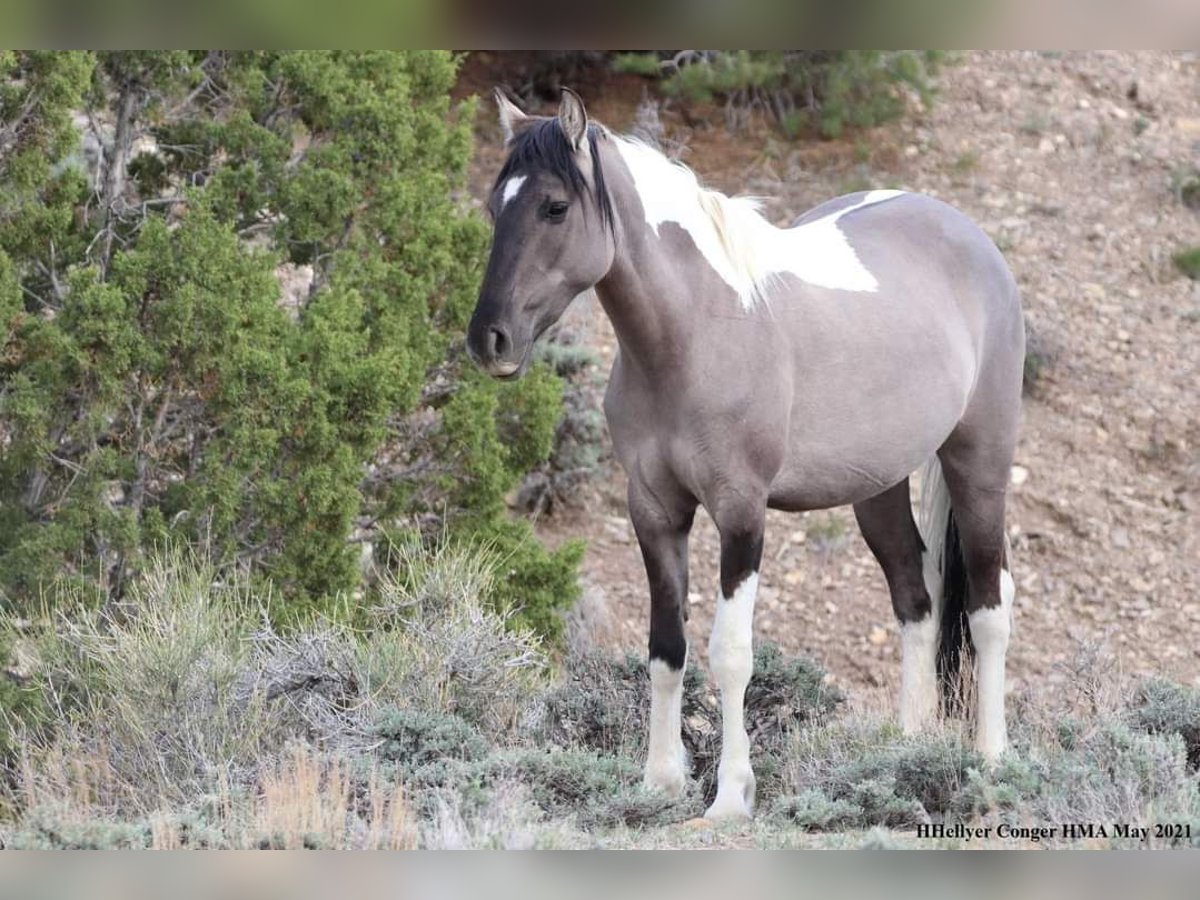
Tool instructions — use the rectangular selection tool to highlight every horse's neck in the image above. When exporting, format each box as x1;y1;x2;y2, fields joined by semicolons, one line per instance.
593;221;705;377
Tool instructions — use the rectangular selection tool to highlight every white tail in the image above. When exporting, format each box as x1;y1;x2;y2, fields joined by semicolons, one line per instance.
916;456;952;590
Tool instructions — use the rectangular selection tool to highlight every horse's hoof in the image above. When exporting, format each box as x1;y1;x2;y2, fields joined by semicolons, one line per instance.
975;739;1008;763
703;797;753;822
643;768;686;799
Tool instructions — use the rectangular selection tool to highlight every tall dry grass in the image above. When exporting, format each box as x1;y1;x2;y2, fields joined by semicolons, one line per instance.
3;547;1199;849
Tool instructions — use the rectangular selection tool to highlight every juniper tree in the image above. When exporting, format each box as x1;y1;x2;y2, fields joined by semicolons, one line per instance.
0;51;579;637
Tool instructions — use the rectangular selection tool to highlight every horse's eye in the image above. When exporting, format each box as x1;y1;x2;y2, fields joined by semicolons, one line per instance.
543;200;570;223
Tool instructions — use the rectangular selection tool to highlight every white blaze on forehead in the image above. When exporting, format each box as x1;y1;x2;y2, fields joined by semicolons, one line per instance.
499;175;527;210
613;136;905;308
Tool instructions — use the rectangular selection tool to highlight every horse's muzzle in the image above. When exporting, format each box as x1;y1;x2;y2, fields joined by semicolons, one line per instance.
466;319;526;380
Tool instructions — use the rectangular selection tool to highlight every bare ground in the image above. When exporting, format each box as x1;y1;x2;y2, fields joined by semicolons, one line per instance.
464;52;1200;702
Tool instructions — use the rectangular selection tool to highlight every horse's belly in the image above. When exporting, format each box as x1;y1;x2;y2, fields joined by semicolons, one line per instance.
768;371;969;510
766;450;928;511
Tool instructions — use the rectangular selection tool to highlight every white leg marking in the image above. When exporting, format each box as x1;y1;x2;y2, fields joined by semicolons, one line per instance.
970;569;1014;759
705;572;758;821
644;657;688;797
499;175;526;210
899;614;938;733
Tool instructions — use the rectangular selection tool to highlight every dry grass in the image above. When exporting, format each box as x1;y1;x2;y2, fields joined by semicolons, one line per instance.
4;551;1199;849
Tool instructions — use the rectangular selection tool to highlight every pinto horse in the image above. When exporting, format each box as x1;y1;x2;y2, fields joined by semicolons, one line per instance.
467;89;1023;820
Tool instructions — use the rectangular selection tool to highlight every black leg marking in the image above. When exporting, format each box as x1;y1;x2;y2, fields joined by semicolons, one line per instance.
718;528;763;599
630;484;696;672
853;479;931;624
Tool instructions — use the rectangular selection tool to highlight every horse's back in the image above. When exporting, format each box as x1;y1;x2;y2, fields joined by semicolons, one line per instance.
762;190;1023;509
792;190;1020;314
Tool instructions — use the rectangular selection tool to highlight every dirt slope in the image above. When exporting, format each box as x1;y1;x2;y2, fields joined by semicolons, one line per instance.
465;52;1200;700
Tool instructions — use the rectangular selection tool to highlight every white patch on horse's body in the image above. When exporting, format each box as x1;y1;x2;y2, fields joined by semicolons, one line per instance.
970;568;1014;759
705;571;758;820
500;175;526;210
644;658;688;796
614;136;903;309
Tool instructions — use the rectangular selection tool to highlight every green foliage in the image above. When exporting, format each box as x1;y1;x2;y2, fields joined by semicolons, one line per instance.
1022;313;1055;396
0;632;48;762
496;748;694;829
615;51;941;138
362;538;551;736
746;642;845;724
5;808;151;849
611;53;663;77
770;789;862;831
1173;246;1200;280
535;641;842;807
480;519;583;644
537;650;709;760
776;720;985;830
1128;679;1200;770
0;51;578;641
519;339;608;512
372;708;490;771
1170;167;1200;210
406;746;697;830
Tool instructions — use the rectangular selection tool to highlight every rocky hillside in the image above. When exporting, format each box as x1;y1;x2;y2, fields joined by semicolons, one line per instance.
465;51;1200;699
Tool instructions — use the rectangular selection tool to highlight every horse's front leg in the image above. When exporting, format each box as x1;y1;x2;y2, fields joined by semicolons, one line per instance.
705;497;767;821
629;478;697;798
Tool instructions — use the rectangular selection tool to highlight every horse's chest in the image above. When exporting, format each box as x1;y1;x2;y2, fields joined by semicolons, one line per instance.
605;361;790;495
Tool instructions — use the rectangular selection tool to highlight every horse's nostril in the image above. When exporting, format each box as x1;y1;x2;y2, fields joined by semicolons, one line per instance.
488;325;510;359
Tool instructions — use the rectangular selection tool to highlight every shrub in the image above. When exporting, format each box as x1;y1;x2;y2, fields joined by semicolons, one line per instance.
518;337;609;514
5;552;333;814
777;719;981;830
361;539;550;736
535;651;707;760
372;709;490;771
1128;679;1200;770
4;808;151;849
535;642;843;807
0;51;577;642
614;51;941;138
478;519;583;644
406;747;697;832
1170;167;1200;210
1032;721;1196;832
770;789;861;831
1022;313;1057;396
2;545;556;834
1173;247;1200;280
420;777;561;849
746;643;845;729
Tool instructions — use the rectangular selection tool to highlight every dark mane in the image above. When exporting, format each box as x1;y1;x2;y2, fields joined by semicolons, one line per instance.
493;118;615;233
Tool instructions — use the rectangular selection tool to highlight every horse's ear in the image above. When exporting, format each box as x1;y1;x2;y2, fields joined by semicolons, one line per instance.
558;87;588;151
494;87;527;143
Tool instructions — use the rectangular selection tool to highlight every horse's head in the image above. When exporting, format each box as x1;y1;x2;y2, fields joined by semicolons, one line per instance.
467;88;616;380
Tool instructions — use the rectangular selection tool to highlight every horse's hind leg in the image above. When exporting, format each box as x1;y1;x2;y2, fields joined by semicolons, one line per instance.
853;478;938;732
704;494;767;821
939;429;1017;759
628;477;697;798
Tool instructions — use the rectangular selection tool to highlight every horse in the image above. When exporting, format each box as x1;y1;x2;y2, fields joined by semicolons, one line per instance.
467;88;1024;821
